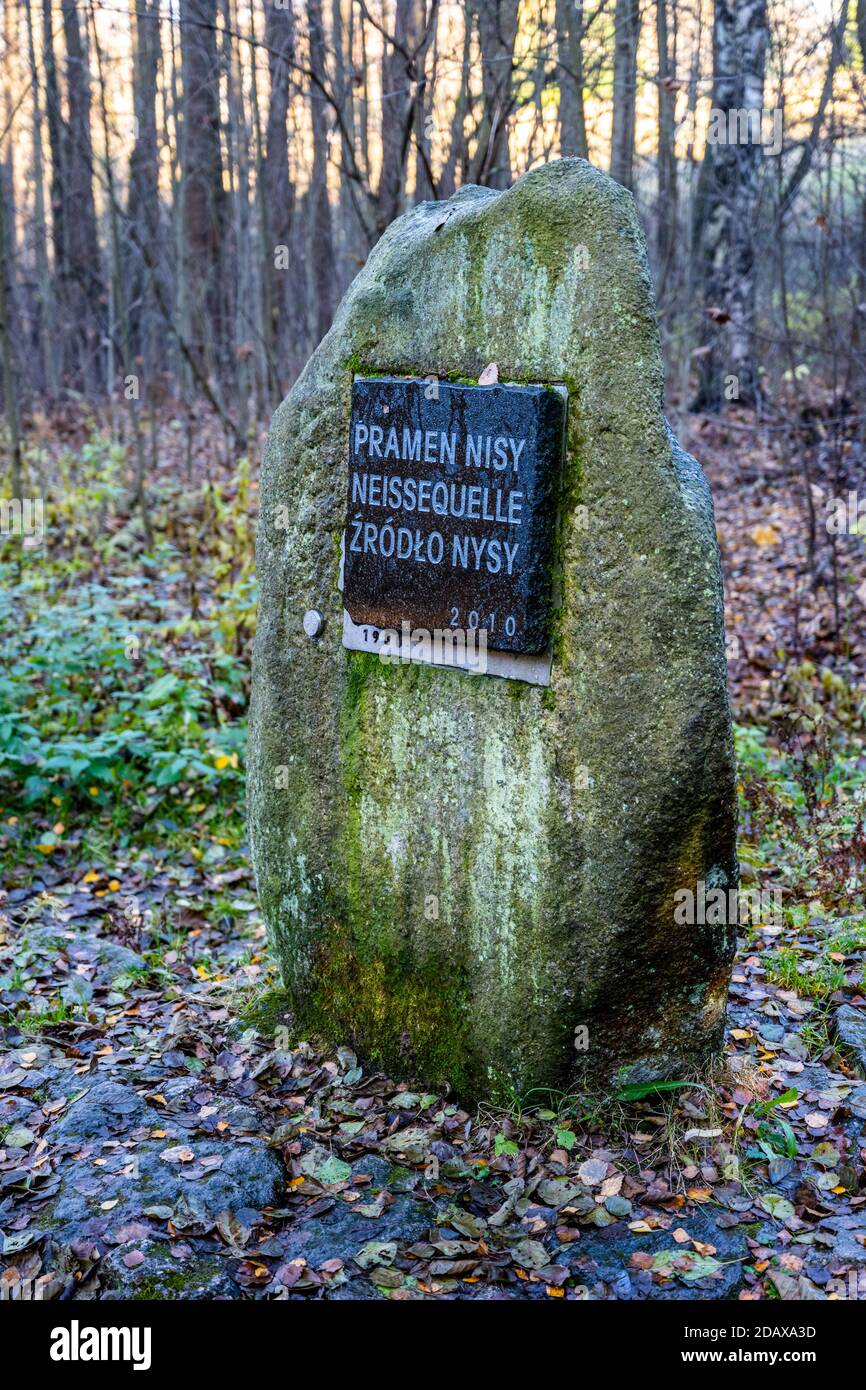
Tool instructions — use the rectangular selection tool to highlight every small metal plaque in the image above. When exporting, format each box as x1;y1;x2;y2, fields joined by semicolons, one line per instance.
342;377;565;657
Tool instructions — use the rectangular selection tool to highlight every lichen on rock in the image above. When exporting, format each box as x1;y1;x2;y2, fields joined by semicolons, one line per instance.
248;158;737;1103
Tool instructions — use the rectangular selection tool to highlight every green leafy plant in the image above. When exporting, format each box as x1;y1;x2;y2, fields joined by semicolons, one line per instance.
746;1089;799;1161
615;1079;697;1103
0;573;247;826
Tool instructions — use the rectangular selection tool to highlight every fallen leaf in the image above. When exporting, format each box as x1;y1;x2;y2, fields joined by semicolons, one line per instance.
752;525;781;547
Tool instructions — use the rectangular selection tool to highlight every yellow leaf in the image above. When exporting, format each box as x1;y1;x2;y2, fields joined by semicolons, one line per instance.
752;524;781;547
82;870;100;884
36;844;56;854
214;755;230;770
108;880;121;891
546;1286;565;1297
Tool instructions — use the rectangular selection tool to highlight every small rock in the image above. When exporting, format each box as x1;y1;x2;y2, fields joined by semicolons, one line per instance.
835;1005;866;1077
845;1084;866;1119
50;1081;150;1141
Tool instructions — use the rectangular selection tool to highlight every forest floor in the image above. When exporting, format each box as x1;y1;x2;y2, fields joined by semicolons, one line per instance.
1;401;865;1301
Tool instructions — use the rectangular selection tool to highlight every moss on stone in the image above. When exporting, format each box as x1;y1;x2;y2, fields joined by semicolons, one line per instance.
239;985;294;1037
130;1264;221;1300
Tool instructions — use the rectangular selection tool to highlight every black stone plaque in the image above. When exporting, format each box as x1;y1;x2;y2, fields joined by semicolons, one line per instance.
343;376;565;655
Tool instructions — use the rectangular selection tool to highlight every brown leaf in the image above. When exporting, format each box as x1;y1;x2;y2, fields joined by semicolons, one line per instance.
630;1251;655;1269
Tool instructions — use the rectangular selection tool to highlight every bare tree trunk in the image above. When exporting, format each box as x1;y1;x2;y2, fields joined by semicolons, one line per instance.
263;0;297;383
42;0;64;270
88;0;153;544
691;0;768;411
307;0;336;342
378;0;416;226
60;0;103;391
556;0;588;159
330;0;374;260
472;0;519;188
725;0;768;409
0;164;22;502
1;0;20;385
856;1;866;376
43;0;69;386
414;0;435;201
610;0;640;189
223;0;250;442
169;5;186;390
249;0;270;408
656;0;678;287
180;0;226;377
440;6;472;196
127;0;162;380
23;0;56;396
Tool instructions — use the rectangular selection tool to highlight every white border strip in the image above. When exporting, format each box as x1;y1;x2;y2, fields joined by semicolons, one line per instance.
340;606;552;686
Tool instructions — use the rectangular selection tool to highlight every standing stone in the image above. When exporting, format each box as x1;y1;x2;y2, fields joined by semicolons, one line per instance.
248;159;737;1102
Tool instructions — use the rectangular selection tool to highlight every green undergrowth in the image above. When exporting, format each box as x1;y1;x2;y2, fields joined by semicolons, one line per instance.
734;675;866;1013
1;429;255;867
